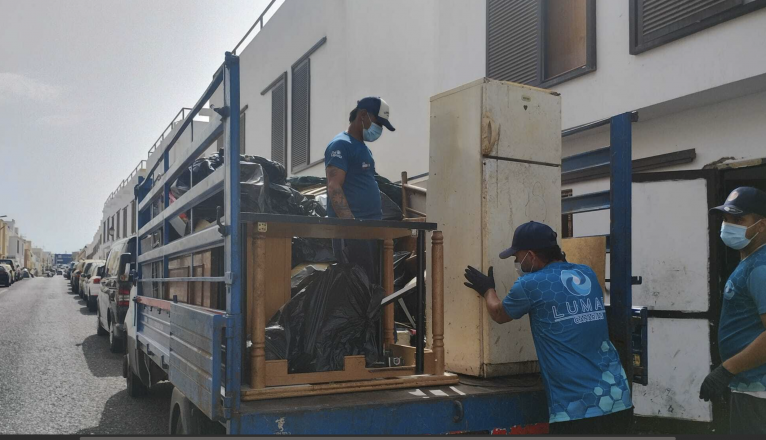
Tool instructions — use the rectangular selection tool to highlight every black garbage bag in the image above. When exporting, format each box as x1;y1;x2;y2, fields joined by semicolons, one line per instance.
291;237;336;268
381;192;403;221
243;155;287;185
290;264;327;297
286;175;327;191
172;152;225;198
375;174;403;210
240;161;269;213
393;251;411;291
268;264;384;373
264;322;287;361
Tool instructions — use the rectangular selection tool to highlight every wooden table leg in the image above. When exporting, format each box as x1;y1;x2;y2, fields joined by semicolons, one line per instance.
251;231;267;389
383;239;395;348
431;231;445;375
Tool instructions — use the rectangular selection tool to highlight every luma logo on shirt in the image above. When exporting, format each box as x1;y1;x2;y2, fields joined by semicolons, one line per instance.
331;150;343;159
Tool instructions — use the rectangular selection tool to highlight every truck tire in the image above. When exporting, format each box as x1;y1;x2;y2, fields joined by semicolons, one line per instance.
169;388;224;435
126;355;148;397
109;318;124;353
96;311;108;336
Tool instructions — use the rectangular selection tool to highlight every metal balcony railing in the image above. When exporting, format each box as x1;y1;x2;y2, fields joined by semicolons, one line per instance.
104;160;147;208
232;0;279;55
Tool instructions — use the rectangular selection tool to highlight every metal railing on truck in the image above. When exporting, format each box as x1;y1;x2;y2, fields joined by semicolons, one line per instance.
134;52;242;422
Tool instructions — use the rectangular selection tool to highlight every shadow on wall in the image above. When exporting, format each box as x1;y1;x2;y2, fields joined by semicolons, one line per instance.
73;383;174;435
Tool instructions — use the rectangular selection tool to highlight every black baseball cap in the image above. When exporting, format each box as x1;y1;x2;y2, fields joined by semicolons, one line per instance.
710;187;766;217
499;221;559;259
356;97;395;131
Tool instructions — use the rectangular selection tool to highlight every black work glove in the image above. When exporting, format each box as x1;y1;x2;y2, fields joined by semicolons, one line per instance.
699;365;735;402
463;266;495;297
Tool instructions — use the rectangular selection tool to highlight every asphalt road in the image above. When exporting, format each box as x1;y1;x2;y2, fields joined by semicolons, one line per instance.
0;276;173;435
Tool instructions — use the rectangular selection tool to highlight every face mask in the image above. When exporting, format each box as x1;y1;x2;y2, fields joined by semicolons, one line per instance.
515;253;534;277
720;219;762;250
362;113;382;142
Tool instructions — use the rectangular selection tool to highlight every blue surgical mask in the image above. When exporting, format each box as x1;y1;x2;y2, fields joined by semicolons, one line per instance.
363;113;382;142
720;220;762;250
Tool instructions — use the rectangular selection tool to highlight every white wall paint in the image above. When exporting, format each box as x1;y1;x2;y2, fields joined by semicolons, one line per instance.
566;89;766;240
634;318;712;421
236;0;488;180
554;2;766;129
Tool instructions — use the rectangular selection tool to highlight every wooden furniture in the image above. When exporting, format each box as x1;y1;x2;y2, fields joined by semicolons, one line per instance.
400;171;428;219
240;214;456;401
427;78;561;378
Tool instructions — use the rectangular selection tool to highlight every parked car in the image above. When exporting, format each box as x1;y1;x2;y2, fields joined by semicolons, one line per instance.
0;265;11;287
79;260;104;299
21;268;30;279
0;259;18;282
85;263;105;312
71;261;88;295
97;236;136;352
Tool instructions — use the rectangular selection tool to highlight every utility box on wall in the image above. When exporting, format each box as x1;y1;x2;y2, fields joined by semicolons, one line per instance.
427;78;561;377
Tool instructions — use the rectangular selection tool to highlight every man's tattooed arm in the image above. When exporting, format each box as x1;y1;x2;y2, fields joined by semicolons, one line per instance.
326;165;354;219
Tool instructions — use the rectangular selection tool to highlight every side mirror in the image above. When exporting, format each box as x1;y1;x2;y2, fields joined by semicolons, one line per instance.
117;253;132;279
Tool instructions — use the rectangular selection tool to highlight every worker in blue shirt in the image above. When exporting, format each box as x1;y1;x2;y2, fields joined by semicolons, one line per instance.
324;97;394;281
702;186;766;434
463;221;633;435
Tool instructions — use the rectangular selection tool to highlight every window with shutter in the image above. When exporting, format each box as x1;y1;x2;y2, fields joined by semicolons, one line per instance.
486;0;595;88
131;201;136;234
291;58;310;172
261;73;287;167
123;207;128;238
630;0;765;54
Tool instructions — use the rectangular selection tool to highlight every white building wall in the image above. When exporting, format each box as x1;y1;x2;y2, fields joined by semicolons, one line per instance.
237;0;489;180
554;2;766;130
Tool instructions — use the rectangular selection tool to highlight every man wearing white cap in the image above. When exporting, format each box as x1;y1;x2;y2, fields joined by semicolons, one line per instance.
324;97;395;281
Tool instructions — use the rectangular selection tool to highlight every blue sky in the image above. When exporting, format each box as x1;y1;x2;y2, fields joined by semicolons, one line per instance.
0;0;280;252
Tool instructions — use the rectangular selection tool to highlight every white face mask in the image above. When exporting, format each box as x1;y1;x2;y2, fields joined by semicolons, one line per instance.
515;252;534;277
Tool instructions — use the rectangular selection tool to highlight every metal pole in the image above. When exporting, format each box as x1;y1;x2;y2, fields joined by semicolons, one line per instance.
223;52;242;414
415;230;425;374
609;112;633;387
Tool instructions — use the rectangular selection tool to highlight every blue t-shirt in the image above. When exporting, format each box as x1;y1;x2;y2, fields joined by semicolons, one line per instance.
324;132;382;220
502;262;633;423
719;245;766;392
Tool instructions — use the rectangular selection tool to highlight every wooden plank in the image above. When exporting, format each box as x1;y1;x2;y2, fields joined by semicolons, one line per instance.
263;237;291;322
389;345;436;374
251;232;267;389
383;239;395;347
265;352;437;387
431;231;445;375
544;0;587;79
561;236;607;295
137;296;173;311
241;373;459;401
254;221;412;240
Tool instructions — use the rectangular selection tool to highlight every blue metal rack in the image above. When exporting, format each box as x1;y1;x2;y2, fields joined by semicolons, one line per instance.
560;112;641;386
133;52;241;423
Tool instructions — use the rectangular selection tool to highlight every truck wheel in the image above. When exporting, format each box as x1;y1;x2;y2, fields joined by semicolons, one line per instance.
96;311;108;336
109;320;124;353
126;356;148;397
169;388;224;435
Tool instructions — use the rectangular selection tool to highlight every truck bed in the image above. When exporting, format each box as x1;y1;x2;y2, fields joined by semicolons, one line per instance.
236;374;548;435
